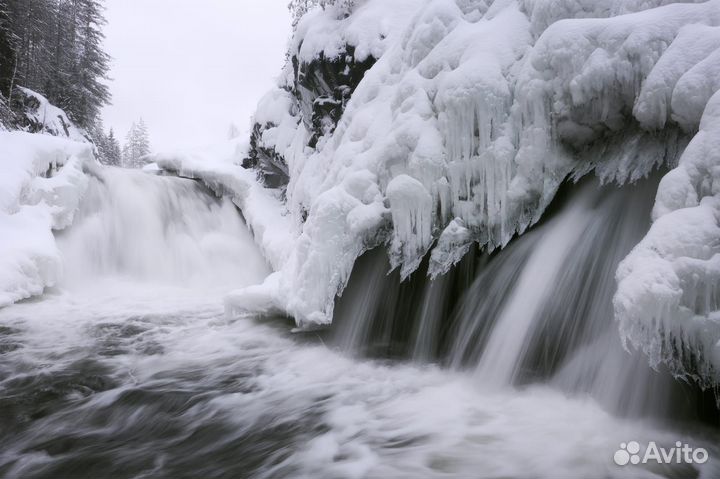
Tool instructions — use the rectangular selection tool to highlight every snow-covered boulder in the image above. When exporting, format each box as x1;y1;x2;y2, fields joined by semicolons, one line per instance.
13;87;89;142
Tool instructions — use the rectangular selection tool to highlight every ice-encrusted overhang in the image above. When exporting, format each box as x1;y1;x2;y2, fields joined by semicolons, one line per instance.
196;0;720;385
615;91;720;387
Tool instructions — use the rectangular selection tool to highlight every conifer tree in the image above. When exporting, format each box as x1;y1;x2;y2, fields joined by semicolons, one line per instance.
1;0;111;128
90;118;109;163
122;118;151;168
105;127;121;166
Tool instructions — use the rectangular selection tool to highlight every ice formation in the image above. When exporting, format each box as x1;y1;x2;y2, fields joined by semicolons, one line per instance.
615;90;720;386
152;1;720;384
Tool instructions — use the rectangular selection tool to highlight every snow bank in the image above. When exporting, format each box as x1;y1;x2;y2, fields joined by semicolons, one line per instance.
0;132;94;306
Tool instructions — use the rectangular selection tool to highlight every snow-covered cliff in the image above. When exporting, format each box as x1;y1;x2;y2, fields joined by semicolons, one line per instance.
157;0;720;385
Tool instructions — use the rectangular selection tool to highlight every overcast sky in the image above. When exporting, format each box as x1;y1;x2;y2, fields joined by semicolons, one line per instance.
101;0;291;152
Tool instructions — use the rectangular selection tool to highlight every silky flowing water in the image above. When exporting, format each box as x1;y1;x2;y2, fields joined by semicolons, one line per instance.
0;168;718;478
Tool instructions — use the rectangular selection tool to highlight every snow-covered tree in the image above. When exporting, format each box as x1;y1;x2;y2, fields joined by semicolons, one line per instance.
90;117;109;162
122;119;151;168
105;128;121;166
89;119;121;166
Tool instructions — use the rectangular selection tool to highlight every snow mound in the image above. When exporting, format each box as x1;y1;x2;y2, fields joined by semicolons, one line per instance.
0;132;94;306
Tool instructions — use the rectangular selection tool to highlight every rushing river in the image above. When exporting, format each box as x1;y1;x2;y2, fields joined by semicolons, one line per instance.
0;168;718;478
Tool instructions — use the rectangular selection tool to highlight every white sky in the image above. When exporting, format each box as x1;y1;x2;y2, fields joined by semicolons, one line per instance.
101;0;291;152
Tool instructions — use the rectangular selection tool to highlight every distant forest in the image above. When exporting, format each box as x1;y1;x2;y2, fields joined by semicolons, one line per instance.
0;0;110;129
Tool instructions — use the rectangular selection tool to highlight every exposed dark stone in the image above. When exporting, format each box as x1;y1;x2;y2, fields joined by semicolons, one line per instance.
292;45;376;148
245;44;377;190
244;121;292;190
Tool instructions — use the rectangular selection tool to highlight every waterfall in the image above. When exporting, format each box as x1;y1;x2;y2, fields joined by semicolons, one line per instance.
54;167;270;289
472;185;597;387
3;167;718;478
332;174;717;421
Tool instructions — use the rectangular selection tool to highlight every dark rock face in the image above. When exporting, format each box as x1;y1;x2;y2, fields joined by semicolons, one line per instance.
292;44;376;148
245;45;376;190
244;121;292;190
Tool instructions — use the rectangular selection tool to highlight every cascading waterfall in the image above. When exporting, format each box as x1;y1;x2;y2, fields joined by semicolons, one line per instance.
332;174;718;422
55;167;270;289
472;187;597;387
466;176;689;418
6;0;720;474
2;166;719;478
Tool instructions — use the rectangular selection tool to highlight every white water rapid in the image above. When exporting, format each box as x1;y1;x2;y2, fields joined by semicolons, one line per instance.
0;168;718;478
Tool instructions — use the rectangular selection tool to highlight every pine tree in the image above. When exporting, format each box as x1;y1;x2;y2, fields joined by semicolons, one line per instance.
0;2;18;99
122;118;151;168
90;118;109;163
70;0;111;125
105;127;121;166
122;121;136;167
135;118;150;158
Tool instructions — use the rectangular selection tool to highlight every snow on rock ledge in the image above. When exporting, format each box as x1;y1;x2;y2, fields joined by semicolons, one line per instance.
0;132;94;306
15;87;89;142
